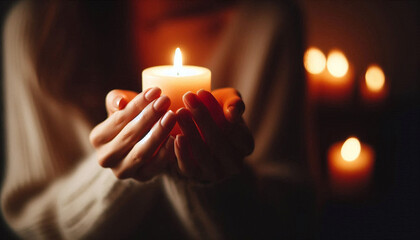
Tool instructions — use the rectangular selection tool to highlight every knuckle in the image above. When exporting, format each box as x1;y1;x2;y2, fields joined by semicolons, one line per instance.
131;152;146;166
119;129;136;144
132;95;145;110
98;156;109;168
114;169;129;180
97;154;109;168
89;129;100;147
97;148;114;168
112;111;126;128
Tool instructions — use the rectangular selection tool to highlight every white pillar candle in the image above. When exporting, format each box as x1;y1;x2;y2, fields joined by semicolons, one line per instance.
142;48;211;134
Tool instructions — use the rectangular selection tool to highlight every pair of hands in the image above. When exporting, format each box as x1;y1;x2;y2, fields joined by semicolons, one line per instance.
89;88;254;183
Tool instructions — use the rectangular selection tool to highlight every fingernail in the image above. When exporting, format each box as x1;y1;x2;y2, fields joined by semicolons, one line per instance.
145;87;161;101
183;92;200;109
153;95;170;112
115;96;127;110
227;105;236;115
197;89;207;95
161;110;176;128
228;101;245;116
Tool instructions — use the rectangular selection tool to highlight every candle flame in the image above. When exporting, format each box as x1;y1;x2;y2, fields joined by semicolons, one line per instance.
174;48;182;75
304;47;326;74
365;65;385;92
341;137;361;162
327;50;349;78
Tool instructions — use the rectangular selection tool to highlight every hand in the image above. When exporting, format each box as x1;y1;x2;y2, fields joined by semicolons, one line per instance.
211;88;245;124
89;88;177;181
174;89;254;183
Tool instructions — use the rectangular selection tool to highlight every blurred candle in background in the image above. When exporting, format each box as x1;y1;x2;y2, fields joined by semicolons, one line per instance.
305;47;326;100
305;48;354;104
360;64;388;104
322;50;354;103
326;50;348;78
304;47;326;75
328;137;375;197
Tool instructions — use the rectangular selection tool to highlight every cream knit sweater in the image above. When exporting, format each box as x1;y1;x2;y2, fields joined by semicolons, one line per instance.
1;1;306;239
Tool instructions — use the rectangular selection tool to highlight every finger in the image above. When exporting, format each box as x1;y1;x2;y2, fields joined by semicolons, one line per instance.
135;136;175;181
90;87;161;147
211;88;245;123
177;108;219;180
162;136;176;164
174;134;198;178
196;89;227;129
183;92;240;176
176;108;202;142
112;110;176;179
98;96;171;168
198;90;252;156
106;89;138;116
224;96;245;123
183;92;220;141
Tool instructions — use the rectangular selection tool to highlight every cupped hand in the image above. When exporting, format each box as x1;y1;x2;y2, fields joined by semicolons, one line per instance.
89;88;177;181
174;89;254;183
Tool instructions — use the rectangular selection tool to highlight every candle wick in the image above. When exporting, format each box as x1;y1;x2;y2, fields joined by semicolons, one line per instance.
177;71;179;76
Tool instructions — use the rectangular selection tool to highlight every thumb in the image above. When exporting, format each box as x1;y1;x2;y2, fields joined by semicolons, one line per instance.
212;88;245;123
106;89;138;116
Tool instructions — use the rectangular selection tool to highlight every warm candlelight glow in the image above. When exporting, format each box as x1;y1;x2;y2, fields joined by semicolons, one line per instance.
142;48;211;135
304;47;326;74
327;50;349;78
341;137;361;162
365;65;385;92
329;137;375;197
174;48;183;75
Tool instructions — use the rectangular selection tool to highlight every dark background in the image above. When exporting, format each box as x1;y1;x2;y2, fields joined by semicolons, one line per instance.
1;0;418;239
303;1;419;239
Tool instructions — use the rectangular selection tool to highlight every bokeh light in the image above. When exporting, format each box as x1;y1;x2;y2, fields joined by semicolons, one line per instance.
327;50;349;78
304;47;326;74
341;137;361;162
365;65;385;92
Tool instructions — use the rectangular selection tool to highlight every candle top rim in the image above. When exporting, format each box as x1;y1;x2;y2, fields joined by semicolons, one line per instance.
143;65;210;69
142;65;211;78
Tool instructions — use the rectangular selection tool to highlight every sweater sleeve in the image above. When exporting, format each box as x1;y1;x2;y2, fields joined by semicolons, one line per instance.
1;2;161;239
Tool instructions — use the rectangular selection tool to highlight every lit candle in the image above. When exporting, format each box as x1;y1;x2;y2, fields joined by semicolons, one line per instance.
360;64;388;104
142;48;211;135
328;137;375;196
305;48;354;104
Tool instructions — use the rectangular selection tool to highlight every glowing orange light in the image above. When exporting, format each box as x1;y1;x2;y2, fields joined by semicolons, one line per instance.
327;50;349;78
365;65;385;92
304;47;326;74
341;137;361;162
174;48;183;74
